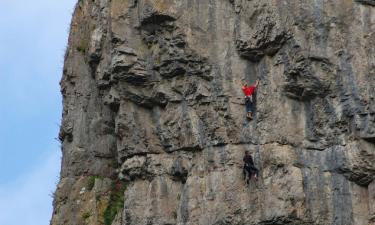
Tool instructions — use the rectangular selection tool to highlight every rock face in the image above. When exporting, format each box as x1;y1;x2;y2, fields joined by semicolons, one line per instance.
51;1;375;225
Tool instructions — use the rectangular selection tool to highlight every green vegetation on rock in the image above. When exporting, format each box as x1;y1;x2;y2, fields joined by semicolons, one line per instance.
76;39;89;54
86;175;103;191
103;180;127;225
82;211;91;220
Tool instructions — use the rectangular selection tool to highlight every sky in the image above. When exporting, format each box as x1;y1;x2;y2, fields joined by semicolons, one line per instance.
0;0;77;224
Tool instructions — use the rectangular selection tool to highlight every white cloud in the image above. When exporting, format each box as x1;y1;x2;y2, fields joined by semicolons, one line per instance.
0;150;61;225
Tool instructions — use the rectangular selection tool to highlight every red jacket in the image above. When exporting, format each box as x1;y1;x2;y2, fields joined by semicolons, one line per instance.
242;85;256;96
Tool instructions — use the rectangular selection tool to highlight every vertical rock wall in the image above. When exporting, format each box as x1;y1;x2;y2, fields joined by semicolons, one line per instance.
51;0;375;225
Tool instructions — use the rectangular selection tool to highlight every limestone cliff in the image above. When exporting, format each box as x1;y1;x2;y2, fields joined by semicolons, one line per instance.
51;0;375;225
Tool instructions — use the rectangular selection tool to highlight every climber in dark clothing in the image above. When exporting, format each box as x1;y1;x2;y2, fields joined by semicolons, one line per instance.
243;150;259;184
242;79;260;120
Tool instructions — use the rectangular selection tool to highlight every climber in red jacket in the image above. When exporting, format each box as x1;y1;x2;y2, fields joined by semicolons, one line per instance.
242;79;260;120
243;150;259;184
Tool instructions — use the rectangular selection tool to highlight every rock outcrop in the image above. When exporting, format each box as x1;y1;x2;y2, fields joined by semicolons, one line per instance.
51;1;375;225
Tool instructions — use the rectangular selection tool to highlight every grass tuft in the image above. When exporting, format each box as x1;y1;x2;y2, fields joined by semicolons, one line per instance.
76;39;89;54
82;211;91;220
86;175;103;191
103;180;127;225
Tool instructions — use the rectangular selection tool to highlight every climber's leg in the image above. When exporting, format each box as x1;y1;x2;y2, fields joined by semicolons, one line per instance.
244;165;252;184
243;166;247;180
249;165;259;180
247;112;253;119
245;97;253;119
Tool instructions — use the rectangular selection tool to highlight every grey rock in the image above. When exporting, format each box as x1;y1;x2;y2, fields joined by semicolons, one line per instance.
234;2;288;62
356;0;375;6
353;112;375;143
283;55;332;101
110;49;150;85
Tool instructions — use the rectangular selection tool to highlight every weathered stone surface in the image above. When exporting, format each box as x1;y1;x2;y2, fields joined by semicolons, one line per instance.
109;48;150;85
233;0;289;62
356;0;375;6
282;54;333;101
369;181;375;223
52;1;375;225
353;112;375;142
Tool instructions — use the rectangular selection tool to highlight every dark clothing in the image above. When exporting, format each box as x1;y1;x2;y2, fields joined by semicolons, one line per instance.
244;164;259;177
243;155;254;166
245;97;254;113
243;154;259;179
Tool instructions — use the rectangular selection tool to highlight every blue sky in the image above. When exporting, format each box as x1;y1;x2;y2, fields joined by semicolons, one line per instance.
0;1;76;224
